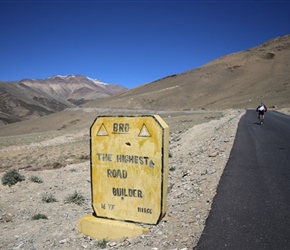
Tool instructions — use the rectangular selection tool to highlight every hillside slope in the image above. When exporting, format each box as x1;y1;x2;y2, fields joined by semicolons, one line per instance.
85;34;290;110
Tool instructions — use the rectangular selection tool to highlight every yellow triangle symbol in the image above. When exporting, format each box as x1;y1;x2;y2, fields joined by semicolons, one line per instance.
97;124;108;136
139;124;151;137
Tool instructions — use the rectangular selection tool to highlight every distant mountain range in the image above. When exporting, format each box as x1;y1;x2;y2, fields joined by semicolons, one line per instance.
1;34;290;126
0;74;127;125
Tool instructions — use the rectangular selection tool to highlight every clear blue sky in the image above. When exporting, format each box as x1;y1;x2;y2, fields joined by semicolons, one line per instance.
1;0;289;88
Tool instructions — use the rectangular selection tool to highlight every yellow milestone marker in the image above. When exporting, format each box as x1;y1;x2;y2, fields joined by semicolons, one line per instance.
78;115;169;240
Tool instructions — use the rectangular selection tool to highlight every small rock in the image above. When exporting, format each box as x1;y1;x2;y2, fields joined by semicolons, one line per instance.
108;242;117;247
59;239;67;244
209;151;219;157
206;168;216;175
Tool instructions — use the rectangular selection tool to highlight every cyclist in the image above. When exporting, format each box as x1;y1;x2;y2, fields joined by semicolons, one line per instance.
256;102;267;122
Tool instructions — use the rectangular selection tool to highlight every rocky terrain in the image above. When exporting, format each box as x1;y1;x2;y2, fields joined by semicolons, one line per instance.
1;107;290;249
0;109;243;250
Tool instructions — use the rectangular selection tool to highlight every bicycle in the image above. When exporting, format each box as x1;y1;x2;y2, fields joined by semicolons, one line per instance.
258;113;264;125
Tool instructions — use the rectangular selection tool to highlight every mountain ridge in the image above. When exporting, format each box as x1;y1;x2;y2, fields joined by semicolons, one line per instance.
84;34;290;110
0;74;127;125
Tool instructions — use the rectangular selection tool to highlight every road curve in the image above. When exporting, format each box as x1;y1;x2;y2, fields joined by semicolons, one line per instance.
194;110;290;250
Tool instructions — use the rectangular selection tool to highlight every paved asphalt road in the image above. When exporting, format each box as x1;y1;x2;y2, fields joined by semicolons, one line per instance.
194;110;290;250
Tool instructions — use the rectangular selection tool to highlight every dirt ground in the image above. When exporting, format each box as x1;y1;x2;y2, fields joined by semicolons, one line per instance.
0;108;289;249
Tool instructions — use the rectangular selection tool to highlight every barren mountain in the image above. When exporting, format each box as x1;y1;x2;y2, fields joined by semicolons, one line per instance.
84;34;290;110
1;35;289;126
0;74;127;125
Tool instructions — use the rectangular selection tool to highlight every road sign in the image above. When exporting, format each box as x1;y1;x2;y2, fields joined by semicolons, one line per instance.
90;115;169;225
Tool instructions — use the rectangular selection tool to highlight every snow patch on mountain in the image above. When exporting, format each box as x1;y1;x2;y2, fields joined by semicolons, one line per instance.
50;75;69;78
86;77;108;85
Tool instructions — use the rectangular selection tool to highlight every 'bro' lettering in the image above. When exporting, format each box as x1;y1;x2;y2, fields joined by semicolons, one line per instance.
113;123;129;133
